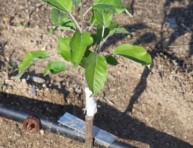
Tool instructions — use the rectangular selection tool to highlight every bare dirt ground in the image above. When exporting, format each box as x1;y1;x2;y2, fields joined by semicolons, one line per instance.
0;0;193;148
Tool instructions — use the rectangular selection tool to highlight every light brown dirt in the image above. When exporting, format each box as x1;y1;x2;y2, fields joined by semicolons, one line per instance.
0;0;193;148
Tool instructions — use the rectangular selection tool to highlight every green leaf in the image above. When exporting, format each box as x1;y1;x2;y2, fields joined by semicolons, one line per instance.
79;49;93;68
50;8;76;31
44;61;67;75
51;8;67;25
109;27;129;36
113;44;152;65
18;50;49;72
114;27;129;34
85;53;107;94
105;55;118;66
57;37;71;61
92;9;113;27
70;32;93;65
106;22;129;36
93;0;125;13
43;0;73;13
51;26;76;33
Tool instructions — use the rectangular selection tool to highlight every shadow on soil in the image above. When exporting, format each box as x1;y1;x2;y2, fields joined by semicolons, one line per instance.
0;42;7;69
105;1;193;147
108;2;193;144
163;0;193;56
0;93;192;148
122;0;193;113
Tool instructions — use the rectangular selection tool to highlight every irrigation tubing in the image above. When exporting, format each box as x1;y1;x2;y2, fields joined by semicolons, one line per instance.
0;103;133;148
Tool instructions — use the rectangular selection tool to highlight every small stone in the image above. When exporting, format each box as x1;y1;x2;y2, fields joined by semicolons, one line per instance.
40;129;44;135
42;84;46;88
126;111;132;116
21;78;26;83
74;87;82;94
27;75;45;84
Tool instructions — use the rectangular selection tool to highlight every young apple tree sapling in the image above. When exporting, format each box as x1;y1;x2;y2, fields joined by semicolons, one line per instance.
18;0;152;147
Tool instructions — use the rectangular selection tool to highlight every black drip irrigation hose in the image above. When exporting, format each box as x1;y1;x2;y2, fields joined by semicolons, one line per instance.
0;103;133;148
0;103;84;140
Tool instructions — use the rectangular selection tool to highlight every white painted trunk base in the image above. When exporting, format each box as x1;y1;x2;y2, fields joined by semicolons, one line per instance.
84;87;97;117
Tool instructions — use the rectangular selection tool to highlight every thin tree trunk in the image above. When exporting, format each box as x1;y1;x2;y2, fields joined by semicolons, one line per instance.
84;87;97;148
84;116;94;148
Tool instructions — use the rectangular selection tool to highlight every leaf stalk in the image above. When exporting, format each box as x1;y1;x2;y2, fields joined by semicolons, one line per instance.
69;13;82;33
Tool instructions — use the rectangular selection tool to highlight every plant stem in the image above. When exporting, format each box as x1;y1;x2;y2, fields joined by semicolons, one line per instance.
83;7;92;17
97;27;113;53
89;23;94;31
69;13;82;33
101;25;105;40
124;9;133;18
80;0;84;32
96;25;105;53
